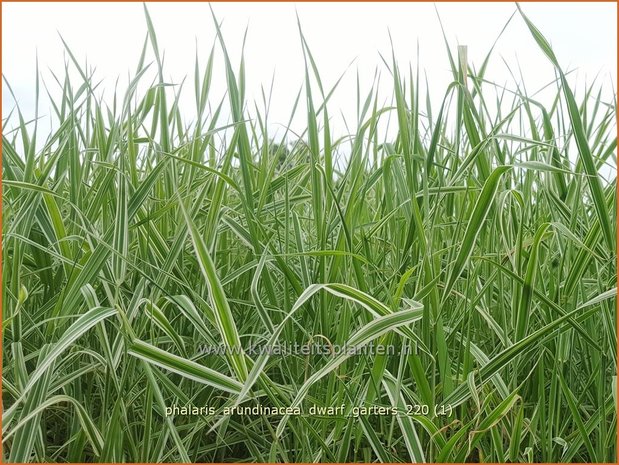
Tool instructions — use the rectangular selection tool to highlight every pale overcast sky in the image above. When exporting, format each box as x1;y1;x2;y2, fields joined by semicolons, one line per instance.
2;2;617;140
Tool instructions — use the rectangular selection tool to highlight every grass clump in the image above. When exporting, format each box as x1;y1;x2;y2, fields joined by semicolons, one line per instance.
2;5;616;463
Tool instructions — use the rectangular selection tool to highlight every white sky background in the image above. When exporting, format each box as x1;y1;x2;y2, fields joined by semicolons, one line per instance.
2;2;617;162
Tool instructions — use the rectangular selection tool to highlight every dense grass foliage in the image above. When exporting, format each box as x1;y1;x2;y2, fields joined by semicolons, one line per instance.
2;6;617;463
